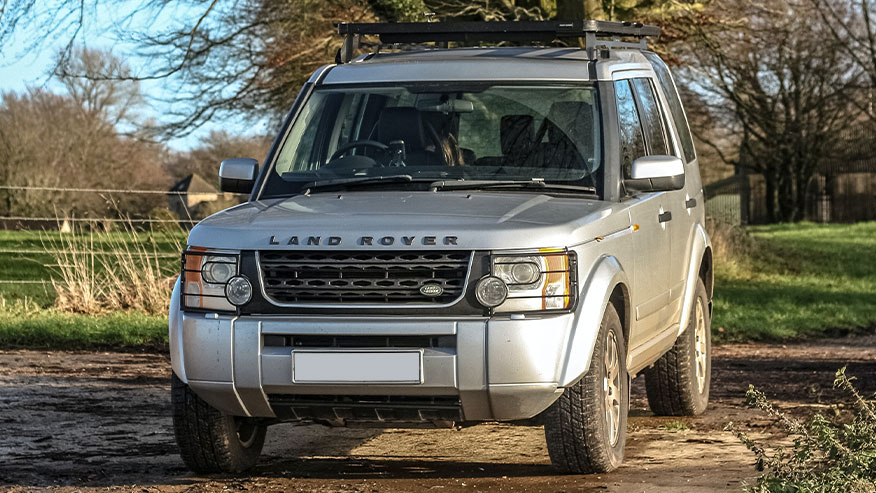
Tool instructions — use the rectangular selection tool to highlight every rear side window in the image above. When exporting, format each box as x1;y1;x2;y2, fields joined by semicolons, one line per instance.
614;80;646;178
631;78;669;156
644;52;696;163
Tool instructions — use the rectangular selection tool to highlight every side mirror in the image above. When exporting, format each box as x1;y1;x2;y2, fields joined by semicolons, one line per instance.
219;158;259;194
626;155;685;192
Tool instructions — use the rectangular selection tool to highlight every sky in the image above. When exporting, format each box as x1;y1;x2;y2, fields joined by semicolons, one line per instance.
0;1;266;151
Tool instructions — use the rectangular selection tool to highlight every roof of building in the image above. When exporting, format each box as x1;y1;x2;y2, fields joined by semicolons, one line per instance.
169;174;218;194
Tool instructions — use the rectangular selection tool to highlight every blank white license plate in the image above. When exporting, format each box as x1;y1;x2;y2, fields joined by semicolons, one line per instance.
292;350;423;384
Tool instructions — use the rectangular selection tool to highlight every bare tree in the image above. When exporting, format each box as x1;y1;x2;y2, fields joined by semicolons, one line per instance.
809;0;876;120
168;130;272;187
679;0;864;222
0;48;168;219
1;0;695;141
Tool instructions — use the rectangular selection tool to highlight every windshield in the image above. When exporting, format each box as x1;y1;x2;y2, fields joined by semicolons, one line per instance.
260;84;602;198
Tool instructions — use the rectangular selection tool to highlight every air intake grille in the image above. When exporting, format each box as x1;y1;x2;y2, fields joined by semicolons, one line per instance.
258;251;471;305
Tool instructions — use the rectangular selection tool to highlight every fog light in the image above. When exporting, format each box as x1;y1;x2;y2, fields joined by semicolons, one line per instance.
476;276;508;308
225;275;252;306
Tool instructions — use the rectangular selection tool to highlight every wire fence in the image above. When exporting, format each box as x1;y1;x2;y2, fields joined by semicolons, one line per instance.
0;185;193;290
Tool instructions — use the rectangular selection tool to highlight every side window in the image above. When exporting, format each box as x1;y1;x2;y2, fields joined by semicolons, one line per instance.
645;52;696;163
614;80;647;178
631;78;669;156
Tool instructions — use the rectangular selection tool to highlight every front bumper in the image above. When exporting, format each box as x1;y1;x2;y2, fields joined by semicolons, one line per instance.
175;310;575;422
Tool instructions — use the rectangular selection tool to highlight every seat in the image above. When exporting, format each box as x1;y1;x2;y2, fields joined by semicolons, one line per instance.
528;101;594;170
475;114;535;167
377;107;445;166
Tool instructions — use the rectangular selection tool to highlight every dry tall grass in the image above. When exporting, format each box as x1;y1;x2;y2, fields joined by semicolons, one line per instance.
44;220;182;315
705;217;759;275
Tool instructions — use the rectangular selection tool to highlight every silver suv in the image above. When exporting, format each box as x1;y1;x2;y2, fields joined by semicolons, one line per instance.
169;20;713;475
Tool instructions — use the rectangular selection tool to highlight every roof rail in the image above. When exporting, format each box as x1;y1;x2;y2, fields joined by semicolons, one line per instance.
335;20;660;63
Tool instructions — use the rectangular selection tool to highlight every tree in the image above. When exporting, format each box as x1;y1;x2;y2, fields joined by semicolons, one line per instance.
168;131;272;187
0;0;690;141
809;0;876;122
678;0;864;222
0;49;168;219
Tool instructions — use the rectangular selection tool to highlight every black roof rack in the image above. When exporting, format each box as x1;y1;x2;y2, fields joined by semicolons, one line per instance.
335;20;660;63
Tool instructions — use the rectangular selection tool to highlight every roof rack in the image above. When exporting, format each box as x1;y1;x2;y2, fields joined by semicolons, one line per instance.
335;20;660;63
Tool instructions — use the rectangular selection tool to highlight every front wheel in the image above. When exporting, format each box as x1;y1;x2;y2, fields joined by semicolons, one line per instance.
171;373;267;474
543;302;628;474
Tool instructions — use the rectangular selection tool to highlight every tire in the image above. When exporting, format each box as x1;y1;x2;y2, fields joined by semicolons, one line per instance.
644;277;711;416
544;302;628;474
171;372;267;474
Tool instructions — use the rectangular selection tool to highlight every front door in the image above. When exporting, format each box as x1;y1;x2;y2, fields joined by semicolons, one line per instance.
613;78;673;349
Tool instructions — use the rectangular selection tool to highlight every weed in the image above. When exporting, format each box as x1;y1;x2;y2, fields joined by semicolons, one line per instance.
728;368;876;492
663;420;691;432
43;219;181;315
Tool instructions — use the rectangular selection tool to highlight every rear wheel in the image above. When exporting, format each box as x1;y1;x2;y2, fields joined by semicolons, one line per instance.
171;373;267;473
644;278;711;416
543;302;628;473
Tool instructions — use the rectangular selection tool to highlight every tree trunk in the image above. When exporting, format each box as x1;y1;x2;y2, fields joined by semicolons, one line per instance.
777;158;796;222
764;171;778;224
555;0;605;20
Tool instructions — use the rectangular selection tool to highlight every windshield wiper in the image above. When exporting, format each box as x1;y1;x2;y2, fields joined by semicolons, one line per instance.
431;179;598;195
303;174;421;193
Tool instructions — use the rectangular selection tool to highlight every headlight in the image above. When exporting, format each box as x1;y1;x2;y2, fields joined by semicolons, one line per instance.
182;248;242;311
201;256;236;284
477;250;576;313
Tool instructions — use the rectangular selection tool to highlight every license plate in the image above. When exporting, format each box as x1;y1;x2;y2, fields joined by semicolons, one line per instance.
292;350;423;384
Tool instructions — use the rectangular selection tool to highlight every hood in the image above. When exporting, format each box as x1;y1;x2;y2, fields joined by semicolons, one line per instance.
187;191;630;251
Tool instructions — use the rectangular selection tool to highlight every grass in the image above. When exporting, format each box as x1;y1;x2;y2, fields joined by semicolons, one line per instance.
0;299;167;349
0;229;184;307
713;222;876;342
1;222;875;349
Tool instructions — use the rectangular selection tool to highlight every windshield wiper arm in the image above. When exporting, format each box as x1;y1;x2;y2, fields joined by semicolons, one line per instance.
303;174;417;192
432;179;598;195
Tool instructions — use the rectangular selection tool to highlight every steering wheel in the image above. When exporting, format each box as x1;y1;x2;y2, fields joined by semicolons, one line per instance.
329;140;389;162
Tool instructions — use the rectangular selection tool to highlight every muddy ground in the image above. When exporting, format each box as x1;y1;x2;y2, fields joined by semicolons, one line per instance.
1;335;875;492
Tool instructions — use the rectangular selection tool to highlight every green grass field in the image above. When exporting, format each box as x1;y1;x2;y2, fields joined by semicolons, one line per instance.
713;221;876;342
0;223;874;348
0;230;184;307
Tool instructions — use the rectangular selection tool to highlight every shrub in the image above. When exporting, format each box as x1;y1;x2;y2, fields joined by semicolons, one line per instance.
728;368;876;492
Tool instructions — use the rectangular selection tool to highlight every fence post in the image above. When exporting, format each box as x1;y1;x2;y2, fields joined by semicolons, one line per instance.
736;166;750;225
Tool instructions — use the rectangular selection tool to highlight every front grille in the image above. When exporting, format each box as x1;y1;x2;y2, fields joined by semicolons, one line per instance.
268;394;462;423
258;251;471;305
262;334;456;349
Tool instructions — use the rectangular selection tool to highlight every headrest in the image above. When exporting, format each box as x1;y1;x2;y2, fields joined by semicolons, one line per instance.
500;115;534;156
546;102;593;145
378;107;427;150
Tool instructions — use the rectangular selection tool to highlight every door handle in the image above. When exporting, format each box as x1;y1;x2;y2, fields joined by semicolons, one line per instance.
658;211;672;223
685;198;697;209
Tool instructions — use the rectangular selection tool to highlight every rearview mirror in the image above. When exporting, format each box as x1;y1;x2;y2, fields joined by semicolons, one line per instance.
219;158;259;194
626;155;685;192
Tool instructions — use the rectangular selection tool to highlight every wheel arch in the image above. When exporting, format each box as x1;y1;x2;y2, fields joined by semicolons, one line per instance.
609;282;631;350
678;223;713;336
169;276;187;383
558;255;631;388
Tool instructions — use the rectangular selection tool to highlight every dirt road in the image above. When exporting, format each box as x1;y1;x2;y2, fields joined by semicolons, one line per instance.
1;335;875;492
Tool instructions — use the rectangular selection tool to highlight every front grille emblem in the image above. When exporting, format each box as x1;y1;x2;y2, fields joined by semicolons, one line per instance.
419;283;444;297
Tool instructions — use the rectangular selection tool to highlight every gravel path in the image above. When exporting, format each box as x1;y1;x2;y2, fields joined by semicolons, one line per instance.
1;335;874;492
